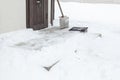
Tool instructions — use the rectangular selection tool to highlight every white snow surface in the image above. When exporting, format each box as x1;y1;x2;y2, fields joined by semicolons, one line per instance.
0;2;120;80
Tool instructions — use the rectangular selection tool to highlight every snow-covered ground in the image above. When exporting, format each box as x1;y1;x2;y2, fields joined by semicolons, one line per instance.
0;2;120;80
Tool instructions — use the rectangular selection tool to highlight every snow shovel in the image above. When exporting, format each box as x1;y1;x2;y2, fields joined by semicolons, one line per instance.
57;0;69;29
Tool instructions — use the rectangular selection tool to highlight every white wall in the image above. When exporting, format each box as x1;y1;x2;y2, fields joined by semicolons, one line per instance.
60;0;120;4
0;0;26;33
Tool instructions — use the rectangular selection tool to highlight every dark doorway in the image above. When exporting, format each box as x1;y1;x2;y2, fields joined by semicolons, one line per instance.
26;0;48;30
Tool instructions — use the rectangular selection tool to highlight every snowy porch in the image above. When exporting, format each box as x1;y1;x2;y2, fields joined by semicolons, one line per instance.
0;2;120;80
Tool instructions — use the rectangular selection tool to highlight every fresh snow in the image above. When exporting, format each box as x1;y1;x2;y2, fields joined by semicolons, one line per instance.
0;2;120;80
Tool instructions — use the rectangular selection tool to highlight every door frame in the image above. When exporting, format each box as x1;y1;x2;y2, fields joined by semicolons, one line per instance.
51;0;55;25
26;0;55;29
26;0;30;28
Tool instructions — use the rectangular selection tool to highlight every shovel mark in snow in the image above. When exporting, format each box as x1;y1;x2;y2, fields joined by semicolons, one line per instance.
74;50;81;60
43;60;60;71
15;42;27;46
93;33;102;38
97;33;102;38
74;50;78;53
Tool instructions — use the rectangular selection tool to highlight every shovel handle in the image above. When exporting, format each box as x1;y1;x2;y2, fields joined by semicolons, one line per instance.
57;0;64;17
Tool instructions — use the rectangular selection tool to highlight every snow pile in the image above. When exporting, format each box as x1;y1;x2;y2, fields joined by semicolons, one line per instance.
0;2;120;80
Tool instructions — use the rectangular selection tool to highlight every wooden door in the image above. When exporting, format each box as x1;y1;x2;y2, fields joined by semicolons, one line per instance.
26;0;48;30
